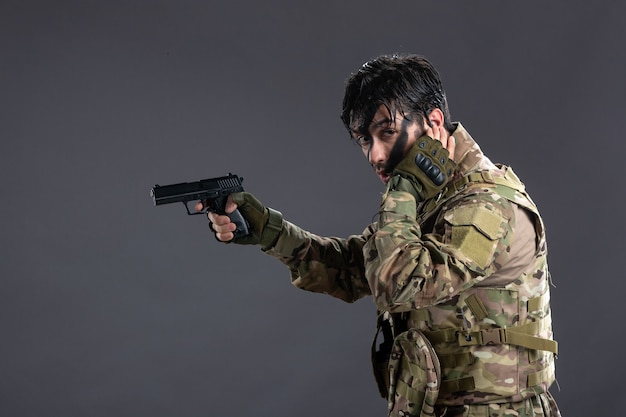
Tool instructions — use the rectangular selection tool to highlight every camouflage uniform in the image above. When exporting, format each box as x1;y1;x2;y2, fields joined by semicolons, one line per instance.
264;124;560;417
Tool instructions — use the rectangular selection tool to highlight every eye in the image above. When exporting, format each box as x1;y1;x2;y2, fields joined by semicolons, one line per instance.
382;129;396;137
353;136;371;148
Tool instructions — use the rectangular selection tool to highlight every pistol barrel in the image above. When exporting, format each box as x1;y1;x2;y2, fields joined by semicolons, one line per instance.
150;174;244;206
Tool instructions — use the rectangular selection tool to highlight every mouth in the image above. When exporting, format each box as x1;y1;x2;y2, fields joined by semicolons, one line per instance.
377;171;391;184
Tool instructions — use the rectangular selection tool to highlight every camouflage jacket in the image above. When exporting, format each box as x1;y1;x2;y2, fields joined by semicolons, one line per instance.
264;123;557;408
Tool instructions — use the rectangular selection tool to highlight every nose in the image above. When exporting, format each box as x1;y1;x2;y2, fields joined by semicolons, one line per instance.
367;138;387;167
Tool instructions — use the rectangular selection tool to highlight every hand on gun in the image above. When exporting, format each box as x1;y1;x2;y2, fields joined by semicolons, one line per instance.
151;173;283;248
195;197;238;242
198;192;283;248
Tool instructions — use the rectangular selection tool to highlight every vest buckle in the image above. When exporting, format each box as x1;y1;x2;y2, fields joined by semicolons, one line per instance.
457;328;506;347
480;328;504;345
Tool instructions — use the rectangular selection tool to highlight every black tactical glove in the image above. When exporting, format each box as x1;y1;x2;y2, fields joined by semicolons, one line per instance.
225;192;283;249
387;135;456;201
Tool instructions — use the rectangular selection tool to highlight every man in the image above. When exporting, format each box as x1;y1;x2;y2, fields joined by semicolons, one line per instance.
200;54;560;417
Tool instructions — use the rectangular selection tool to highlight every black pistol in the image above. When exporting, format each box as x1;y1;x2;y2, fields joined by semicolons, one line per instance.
150;173;250;238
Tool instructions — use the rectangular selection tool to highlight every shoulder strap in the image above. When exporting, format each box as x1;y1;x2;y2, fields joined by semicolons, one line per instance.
418;166;538;225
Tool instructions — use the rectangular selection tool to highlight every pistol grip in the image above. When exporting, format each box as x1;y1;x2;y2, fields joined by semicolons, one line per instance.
229;209;250;238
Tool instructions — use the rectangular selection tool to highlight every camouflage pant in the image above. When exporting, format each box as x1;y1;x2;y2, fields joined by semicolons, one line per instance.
434;393;561;417
386;329;561;417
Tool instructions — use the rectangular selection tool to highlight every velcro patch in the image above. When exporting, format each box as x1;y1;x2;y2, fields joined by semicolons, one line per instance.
446;205;506;268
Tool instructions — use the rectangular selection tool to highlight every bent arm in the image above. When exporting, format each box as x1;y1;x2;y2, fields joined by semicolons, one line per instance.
365;189;516;312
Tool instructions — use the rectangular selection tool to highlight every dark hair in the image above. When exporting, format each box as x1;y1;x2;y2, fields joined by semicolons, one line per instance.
341;54;454;135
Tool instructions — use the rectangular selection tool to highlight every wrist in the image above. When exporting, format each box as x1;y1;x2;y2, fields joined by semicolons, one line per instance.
386;175;425;203
379;189;418;224
259;207;283;250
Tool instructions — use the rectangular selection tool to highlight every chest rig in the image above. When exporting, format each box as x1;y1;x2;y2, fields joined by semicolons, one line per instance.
372;166;558;407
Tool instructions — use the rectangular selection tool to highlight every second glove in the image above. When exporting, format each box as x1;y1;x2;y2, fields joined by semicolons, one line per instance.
387;135;456;201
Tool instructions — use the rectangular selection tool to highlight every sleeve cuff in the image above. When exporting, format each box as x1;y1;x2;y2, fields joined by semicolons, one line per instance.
260;207;284;250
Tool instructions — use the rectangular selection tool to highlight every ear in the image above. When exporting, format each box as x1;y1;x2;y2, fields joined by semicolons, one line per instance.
427;108;445;128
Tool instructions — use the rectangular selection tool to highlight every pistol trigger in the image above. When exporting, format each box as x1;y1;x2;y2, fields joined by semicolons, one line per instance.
183;201;204;216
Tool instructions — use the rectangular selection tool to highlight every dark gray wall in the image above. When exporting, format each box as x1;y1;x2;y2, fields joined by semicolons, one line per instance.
2;1;624;416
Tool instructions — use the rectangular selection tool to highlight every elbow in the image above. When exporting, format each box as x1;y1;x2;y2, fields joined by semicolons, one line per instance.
372;285;417;313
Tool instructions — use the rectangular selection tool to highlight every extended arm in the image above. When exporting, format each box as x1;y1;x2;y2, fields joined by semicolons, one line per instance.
265;220;373;303
201;192;372;303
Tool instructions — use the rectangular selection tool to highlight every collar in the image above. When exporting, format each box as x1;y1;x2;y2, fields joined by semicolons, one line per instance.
450;122;498;176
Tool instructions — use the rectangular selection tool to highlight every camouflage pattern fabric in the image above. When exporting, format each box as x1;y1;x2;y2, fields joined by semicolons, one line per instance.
265;222;373;302
387;329;441;417
263;123;559;416
437;391;560;417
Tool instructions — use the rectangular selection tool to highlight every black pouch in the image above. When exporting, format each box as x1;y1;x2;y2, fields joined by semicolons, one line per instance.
371;313;395;398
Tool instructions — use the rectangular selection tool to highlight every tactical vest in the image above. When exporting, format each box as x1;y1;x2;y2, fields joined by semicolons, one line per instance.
374;166;558;409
